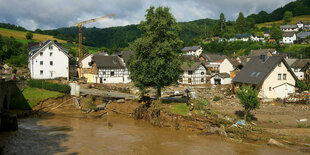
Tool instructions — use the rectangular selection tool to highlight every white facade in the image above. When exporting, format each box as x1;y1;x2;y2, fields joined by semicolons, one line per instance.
219;59;234;74
97;67;127;83
281;27;299;32
283;33;296;44
179;64;207;85
29;41;69;79
259;61;296;99
251;36;264;42
184;47;203;56
81;54;93;69
292;68;304;80
210;74;232;85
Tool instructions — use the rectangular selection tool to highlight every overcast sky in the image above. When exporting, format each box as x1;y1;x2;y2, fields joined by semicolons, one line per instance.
0;0;294;30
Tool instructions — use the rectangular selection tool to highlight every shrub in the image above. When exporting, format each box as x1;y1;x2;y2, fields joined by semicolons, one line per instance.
194;99;210;110
28;79;70;94
296;80;310;91
213;96;221;101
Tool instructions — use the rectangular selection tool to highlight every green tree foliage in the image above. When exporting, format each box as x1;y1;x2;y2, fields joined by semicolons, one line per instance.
26;32;33;40
270;24;283;42
219;13;226;33
129;6;183;98
0;35;27;66
0;23;27;31
283;11;293;24
28;79;71;94
296;80;310;91
235;12;247;33
236;85;259;122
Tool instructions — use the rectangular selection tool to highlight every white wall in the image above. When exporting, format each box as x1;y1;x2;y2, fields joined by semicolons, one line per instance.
30;42;69;79
179;64;207;85
219;59;234;74
283;34;296;44
292;68;304;80
281;28;298;32
184;47;202;56
260;61;296;99
81;54;93;68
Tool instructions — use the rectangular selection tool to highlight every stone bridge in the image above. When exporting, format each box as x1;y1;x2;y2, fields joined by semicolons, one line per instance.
0;81;24;131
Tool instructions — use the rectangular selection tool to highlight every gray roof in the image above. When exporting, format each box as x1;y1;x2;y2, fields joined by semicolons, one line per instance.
297;32;310;39
235;34;252;38
182;55;200;62
182;45;201;52
283;32;296;37
200;53;227;62
181;62;204;71
119;51;135;64
285;59;297;66
28;40;68;57
291;59;310;68
93;55;125;68
211;73;230;78
232;56;297;85
280;25;297;29
248;49;276;57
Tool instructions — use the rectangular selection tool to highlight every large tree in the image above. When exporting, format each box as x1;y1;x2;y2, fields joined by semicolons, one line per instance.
219;13;226;33
129;6;183;98
283;11;293;24
270;24;283;42
235;12;247;33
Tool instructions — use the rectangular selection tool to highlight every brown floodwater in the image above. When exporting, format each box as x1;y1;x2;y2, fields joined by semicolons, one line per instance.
0;112;306;155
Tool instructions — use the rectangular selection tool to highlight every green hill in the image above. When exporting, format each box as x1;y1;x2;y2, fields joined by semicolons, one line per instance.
256;15;310;28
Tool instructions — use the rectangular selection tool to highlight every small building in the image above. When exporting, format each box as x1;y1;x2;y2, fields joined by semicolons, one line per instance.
179;62;207;85
264;30;271;38
282;32;296;44
280;25;298;32
296;21;310;30
210;73;231;85
217;58;242;75
199;53;227;62
297;32;310;44
291;59;310;80
233;56;298;99
28;40;69;79
182;45;203;56
246;49;276;62
234;34;253;41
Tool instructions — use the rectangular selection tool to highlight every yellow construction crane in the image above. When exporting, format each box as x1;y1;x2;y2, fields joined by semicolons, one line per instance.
75;14;115;77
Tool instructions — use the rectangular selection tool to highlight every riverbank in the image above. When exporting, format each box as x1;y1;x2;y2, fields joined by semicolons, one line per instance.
28;94;310;154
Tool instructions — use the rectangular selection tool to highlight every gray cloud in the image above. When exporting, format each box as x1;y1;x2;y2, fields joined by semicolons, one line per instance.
0;0;294;30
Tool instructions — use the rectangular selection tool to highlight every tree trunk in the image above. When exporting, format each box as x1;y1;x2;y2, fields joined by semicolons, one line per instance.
156;88;161;99
244;108;247;122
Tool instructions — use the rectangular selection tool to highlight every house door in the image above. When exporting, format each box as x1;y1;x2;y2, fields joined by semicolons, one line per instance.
50;71;53;78
215;79;221;85
100;77;103;83
188;78;192;84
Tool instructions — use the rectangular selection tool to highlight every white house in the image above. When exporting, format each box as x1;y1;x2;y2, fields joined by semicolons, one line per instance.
182;45;202;56
28;40;69;79
81;54;93;69
280;25;298;32
291;59;310;80
233;56;298;99
283;32;296;44
179;62;207;85
234;34;253;42
296;21;310;30
217;58;242;75
210;73;231;85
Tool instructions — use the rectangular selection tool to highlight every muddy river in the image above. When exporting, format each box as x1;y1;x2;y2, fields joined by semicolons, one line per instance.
0;112;305;155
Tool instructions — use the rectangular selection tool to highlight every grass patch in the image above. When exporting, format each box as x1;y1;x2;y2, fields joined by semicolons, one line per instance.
213;96;221;102
297;124;310;128
0;28;66;43
22;87;64;107
256;15;310;29
171;103;189;115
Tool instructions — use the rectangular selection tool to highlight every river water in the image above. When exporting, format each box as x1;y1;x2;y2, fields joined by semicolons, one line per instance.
0;112;305;155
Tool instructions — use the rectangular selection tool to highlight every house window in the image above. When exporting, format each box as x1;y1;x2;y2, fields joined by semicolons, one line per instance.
278;63;281;67
188;71;193;75
278;74;282;80
111;72;115;76
179;78;183;83
102;72;106;75
269;87;272;91
50;52;53;56
201;78;204;82
294;68;298;72
40;70;43;75
201;72;204;75
40;61;43;65
188;78;192;83
40;52;43;56
49;45;53;50
50;61;53;66
283;73;287;80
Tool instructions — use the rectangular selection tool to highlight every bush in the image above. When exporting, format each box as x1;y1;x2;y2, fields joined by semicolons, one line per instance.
28;79;70;94
296;80;310;91
194;99;210;110
213;96;221;101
